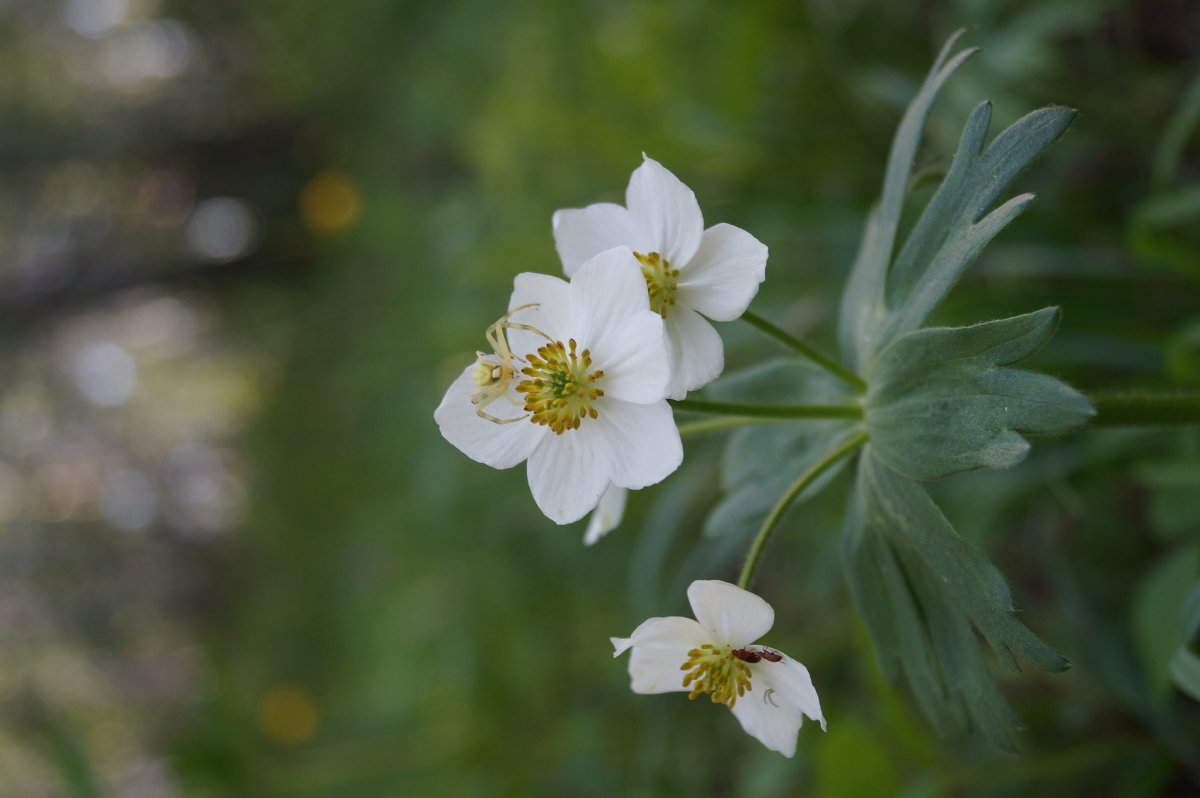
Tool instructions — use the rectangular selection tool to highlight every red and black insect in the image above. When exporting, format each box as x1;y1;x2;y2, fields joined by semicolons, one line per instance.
732;647;783;663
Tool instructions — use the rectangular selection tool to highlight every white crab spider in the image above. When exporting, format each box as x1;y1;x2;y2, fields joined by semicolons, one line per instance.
470;303;550;424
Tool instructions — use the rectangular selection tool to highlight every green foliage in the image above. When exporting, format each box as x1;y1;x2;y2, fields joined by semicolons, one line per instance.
867;308;1093;480
839;31;1075;373
57;3;1191;795
838;29;980;375
1170;581;1200;704
842;452;1068;752
828;30;1090;751
1134;545;1200;698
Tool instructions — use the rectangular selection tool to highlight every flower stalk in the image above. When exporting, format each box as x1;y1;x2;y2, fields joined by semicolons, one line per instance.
676;417;779;437
738;431;868;590
741;310;868;392
670;398;863;420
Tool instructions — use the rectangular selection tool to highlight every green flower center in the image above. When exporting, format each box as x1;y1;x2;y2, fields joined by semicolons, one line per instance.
516;339;605;434
636;251;680;318
680;644;753;708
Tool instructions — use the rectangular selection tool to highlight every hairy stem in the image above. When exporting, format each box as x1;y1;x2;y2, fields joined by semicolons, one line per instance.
737;431;868;590
670;398;863;420
677;417;779;437
741;310;868;392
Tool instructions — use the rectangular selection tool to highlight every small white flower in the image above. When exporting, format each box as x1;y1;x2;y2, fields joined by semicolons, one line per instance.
553;155;768;399
583;484;627;546
435;247;683;524
611;579;825;757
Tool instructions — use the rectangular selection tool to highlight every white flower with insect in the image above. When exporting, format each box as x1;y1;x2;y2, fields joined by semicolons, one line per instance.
434;246;683;525
611;579;825;757
552;155;768;399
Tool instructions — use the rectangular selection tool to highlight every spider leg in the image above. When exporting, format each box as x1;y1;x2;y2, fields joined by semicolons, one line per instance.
476;405;527;425
484;303;543;356
492;321;552;362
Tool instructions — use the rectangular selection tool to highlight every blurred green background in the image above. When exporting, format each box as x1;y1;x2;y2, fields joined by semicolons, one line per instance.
1;0;1199;795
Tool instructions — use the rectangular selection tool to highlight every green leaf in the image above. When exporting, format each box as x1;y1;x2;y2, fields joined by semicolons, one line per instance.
866;308;1094;481
839;28;978;374
842;451;1068;752
1169;582;1200;703
704;359;857;537
838;29;1074;373
1133;544;1200;698
877;104;1076;349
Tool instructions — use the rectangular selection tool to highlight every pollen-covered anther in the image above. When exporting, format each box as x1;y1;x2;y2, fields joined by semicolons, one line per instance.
680;643;753;708
516;338;605;434
635;251;681;318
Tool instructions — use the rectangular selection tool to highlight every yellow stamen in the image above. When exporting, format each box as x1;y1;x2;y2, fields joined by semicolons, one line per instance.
635;251;681;318
516;339;605;434
679;644;752;708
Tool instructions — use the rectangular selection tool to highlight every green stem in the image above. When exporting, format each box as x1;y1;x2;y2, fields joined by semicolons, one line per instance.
670;398;863;420
737;431;868;590
1090;391;1200;426
741;310;868;392
677;417;778;437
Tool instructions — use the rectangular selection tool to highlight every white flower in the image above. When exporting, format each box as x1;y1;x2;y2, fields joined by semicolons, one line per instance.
552;155;768;399
434;247;683;525
611;579;825;757
583;484;627;546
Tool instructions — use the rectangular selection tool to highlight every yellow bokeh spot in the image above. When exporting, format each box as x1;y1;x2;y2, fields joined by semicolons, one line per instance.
258;683;319;746
300;170;361;234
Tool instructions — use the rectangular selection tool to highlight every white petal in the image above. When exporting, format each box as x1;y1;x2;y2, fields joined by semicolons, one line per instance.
729;679;806;757
677;224;768;322
663;304;724;400
618;615;711;694
584;484;627;545
434;366;543;469
552;203;637;277
729;652;825;756
611;636;634;657
506;272;573;357
758;654;826;732
569;246;651;346
594;400;682;491
525;422;611;524
592;310;669;404
686;580;774;647
626;155;704;266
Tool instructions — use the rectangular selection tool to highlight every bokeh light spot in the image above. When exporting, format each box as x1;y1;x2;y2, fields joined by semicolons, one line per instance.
258;683;319;746
74;342;137;406
185;197;259;262
300;170;361;235
62;0;129;38
100;20;193;89
100;469;157;531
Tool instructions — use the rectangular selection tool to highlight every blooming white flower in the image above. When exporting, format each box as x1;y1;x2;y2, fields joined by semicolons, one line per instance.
611;579;824;757
552;155;768;399
435;247;683;525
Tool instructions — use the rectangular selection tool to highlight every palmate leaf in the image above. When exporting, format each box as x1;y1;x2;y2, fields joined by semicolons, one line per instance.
843;451;1069;752
838;29;979;375
826;31;1088;749
838;29;1075;373
867;308;1094;480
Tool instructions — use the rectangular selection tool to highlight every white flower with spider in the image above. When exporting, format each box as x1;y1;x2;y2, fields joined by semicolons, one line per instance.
435;246;683;524
553;155;768;399
611;580;825;757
